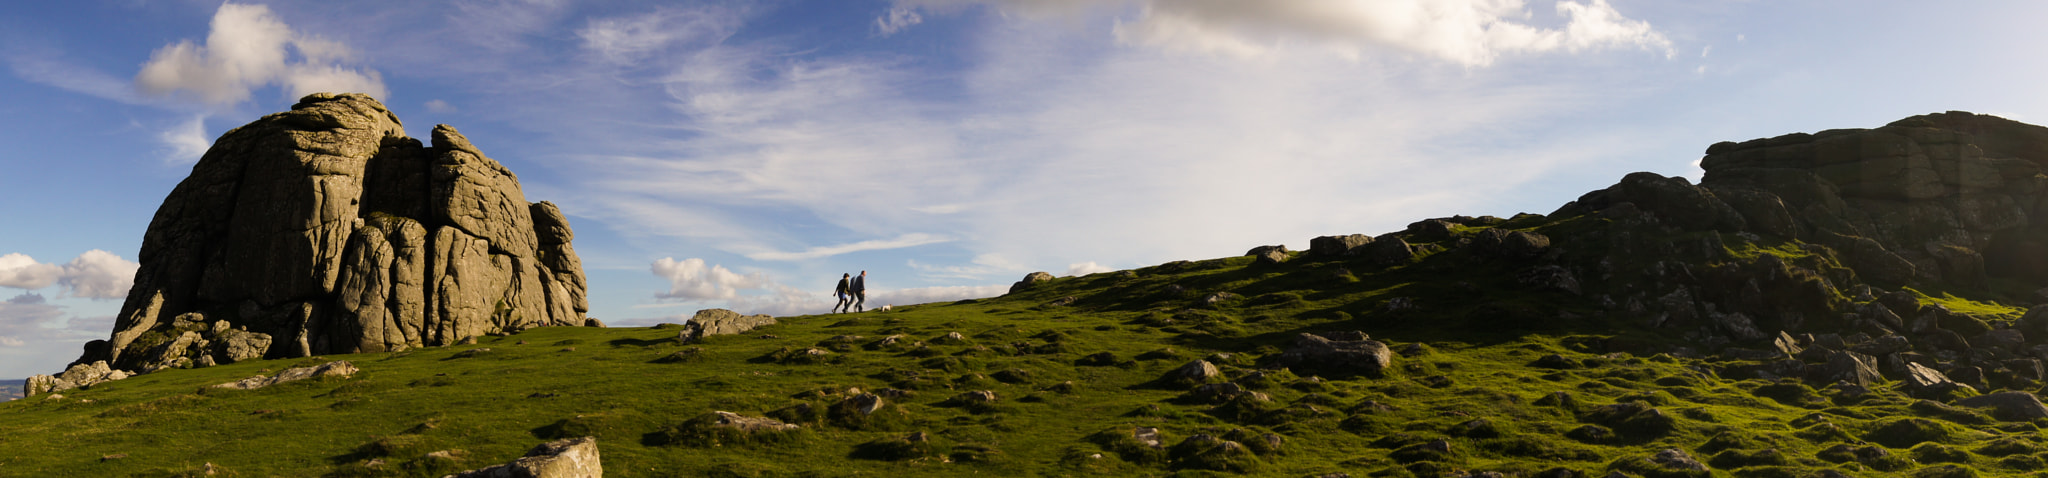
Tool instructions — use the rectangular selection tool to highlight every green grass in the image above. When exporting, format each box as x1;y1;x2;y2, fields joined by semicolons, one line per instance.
5;220;2048;476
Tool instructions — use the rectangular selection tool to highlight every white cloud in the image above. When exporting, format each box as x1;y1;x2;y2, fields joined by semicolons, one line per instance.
1066;261;1114;276
875;7;925;36
745;233;953;261
908;254;1028;281
651;257;772;301
0;336;22;347
0;251;141;300
0;254;61;290
578;7;739;65
0;293;112;376
425;99;457;113
1113;0;1673;65
159;114;211;163
135;2;388;105
58;250;139;300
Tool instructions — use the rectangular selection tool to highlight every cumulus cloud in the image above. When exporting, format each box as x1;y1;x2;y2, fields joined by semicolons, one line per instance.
875;7;925;36
652;257;774;300
0;251;140;299
0;254;61;290
1113;0;1673;65
1066;261;1114;276
135;2;387;105
59;250;140;300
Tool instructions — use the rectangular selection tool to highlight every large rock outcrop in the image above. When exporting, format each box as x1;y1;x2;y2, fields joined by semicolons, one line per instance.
70;93;588;374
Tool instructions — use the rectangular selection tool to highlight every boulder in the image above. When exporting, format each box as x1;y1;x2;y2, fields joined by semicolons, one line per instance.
1244;245;1288;257
1900;362;1975;397
1276;333;1393;378
1161;360;1224;387
77;93;586;374
1253;249;1287;266
1308;234;1372;257
1472;228;1551;259
445;436;601;478
679;309;776;343
1956;391;2048;421
211;360;358;390
1362;237;1416;266
23;360;131;396
1008;271;1055;294
1810;351;1882;389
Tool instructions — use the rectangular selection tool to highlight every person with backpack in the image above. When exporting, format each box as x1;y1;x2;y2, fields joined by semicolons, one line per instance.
850;270;867;312
832;273;853;313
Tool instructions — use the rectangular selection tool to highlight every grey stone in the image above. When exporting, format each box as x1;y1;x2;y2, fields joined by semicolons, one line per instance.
78;93;586;375
1008;271;1055;294
680;309;776;343
1276;332;1393;378
445;436;602;478
1956;391;2048;421
212;360;358;390
1308;234;1372;256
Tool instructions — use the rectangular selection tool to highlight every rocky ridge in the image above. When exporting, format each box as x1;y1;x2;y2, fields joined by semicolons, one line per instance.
1232;111;2048;397
38;93;588;389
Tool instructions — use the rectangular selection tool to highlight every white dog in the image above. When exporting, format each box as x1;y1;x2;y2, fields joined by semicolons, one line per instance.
877;305;893;312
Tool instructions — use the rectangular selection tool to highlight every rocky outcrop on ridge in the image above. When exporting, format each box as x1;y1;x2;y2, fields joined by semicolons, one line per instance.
57;93;588;379
446;436;602;478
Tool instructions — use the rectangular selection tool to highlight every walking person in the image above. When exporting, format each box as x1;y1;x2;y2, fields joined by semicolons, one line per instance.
832;273;853;313
850;270;867;312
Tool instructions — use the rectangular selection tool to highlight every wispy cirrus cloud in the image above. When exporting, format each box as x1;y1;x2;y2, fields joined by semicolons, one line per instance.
746;233;953;261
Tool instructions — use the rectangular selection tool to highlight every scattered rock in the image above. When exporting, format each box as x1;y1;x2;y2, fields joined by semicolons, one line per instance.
211;360;358;390
1244;245;1288;257
445;436;601;478
24;360;131;396
1901;362;1976;397
1161;360;1224;387
583;318;606;328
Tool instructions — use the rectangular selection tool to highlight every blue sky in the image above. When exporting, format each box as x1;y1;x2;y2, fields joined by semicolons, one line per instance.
3;0;2048;378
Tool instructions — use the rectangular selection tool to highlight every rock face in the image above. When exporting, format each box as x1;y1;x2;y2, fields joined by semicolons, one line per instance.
447;437;602;478
1009;272;1055;294
1276;332;1393;378
76;94;588;374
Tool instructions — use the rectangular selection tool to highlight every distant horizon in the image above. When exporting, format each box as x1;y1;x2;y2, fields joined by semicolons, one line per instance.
8;1;2048;378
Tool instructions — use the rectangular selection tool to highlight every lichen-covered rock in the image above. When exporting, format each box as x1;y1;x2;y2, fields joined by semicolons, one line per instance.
1956;391;2048;421
679;309;776;343
1276;332;1393;378
446;436;602;478
211;360;358;390
1308;234;1372;257
77;93;586;374
24;361;130;396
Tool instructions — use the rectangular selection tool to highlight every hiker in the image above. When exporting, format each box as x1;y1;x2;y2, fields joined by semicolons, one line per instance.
850;270;867;312
832;273;853;313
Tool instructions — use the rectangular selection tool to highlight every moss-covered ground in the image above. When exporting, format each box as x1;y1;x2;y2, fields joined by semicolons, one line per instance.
6;218;2048;477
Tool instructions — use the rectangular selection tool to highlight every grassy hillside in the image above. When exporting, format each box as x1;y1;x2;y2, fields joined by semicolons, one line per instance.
4;215;2048;477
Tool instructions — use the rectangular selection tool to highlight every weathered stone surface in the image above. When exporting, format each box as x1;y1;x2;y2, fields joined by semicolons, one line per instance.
446;436;602;478
1956;391;2048;421
1811;351;1882;389
73;93;586;375
1308;234;1372;257
1253;248;1287;266
1163;360;1223;386
24;361;131;396
680;309;776;343
1900;361;1975;397
1009;271;1055;294
1276;333;1393;378
211;360;358;390
1472;228;1551;259
1362;237;1416;266
1244;245;1288;257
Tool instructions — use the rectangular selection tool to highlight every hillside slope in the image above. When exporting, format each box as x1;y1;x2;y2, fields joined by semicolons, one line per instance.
9;112;2048;477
